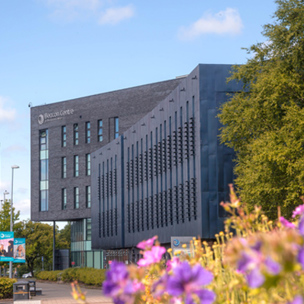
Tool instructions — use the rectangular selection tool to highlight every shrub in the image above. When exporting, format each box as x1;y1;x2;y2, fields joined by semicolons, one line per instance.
0;277;17;299
37;267;106;286
36;270;61;281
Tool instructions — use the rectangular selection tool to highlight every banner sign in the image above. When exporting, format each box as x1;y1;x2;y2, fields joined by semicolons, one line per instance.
0;232;14;262
14;238;26;263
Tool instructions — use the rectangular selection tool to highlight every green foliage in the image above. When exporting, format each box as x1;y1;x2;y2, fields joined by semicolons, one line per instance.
13;220;71;275
37;267;106;286
0;278;17;299
0;200;20;232
60;267;78;282
14;220;53;275
35;270;61;281
218;0;304;218
56;222;71;250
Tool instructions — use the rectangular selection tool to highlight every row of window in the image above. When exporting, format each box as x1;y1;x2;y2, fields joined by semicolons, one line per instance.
61;154;91;178
40;129;49;211
61;117;119;147
62;186;91;210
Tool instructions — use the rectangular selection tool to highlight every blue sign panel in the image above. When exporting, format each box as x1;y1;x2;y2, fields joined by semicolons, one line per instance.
14;238;26;263
0;232;14;262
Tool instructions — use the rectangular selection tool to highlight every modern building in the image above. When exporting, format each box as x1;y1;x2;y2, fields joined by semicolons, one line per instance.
31;63;242;268
90;64;242;266
30;77;184;268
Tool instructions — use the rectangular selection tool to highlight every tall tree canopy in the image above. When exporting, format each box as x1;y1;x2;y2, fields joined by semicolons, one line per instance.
14;221;71;274
0;199;20;231
219;0;304;218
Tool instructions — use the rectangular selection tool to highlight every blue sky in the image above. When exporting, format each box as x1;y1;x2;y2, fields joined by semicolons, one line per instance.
0;0;277;223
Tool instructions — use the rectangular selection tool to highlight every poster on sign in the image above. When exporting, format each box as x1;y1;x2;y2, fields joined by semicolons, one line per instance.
0;232;14;262
14;238;26;263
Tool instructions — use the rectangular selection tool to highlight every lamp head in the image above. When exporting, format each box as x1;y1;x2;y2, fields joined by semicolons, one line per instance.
11;165;19;169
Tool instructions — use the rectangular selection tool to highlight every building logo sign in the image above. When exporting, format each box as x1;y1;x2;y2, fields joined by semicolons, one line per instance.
173;239;180;247
38;109;75;125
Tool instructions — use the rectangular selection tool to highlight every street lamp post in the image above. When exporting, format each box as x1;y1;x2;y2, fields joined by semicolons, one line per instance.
9;165;19;279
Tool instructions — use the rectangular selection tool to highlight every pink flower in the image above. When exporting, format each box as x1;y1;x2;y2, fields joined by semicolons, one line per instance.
167;257;181;272
137;246;166;267
132;279;145;292
292;205;304;218
280;217;296;228
137;236;157;250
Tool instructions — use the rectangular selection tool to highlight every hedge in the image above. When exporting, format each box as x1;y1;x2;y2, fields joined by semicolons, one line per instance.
0;277;17;299
35;270;61;281
36;267;106;286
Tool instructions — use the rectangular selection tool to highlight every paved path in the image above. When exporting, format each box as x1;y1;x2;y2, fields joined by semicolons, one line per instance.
3;280;113;304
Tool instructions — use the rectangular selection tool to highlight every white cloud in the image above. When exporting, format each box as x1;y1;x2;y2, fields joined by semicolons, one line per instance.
0;97;16;123
98;5;134;25
41;0;135;25
179;8;243;40
43;0;104;22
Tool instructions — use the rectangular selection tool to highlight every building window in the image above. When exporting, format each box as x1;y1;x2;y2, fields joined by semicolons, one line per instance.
62;157;67;178
62;126;66;147
114;117;119;139
74;155;79;177
86;154;91;176
85;122;91;144
86;186;91;208
86;218;91;240
74;187;79;209
98;120;103;142
62;188;67;210
39;129;49;212
74;123;79;145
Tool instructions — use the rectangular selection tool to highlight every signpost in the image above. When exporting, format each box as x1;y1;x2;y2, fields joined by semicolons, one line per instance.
0;232;14;262
13;238;26;263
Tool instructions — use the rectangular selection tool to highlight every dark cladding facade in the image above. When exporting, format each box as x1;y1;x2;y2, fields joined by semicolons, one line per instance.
91;64;242;251
30;78;183;267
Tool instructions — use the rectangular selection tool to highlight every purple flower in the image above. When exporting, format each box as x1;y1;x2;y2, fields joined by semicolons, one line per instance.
137;246;166;267
152;273;169;297
280;217;296;228
167;261;215;304
288;295;303;304
298;216;304;236
237;247;282;288
103;261;135;304
264;256;281;275
297;246;304;268
167;257;181;272
293;205;304;218
137;236;157;250
246;268;265;288
237;252;255;273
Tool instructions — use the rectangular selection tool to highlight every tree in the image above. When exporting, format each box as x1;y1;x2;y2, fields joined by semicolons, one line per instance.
0;199;20;232
56;222;71;250
14;220;53;275
219;0;304;218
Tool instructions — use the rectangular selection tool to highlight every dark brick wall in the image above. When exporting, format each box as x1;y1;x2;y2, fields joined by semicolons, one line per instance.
31;78;183;222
